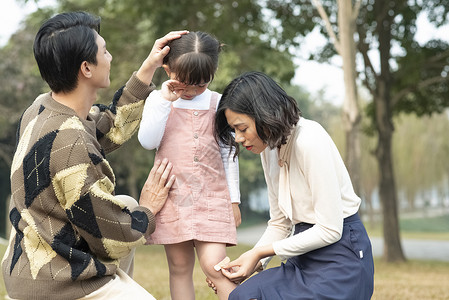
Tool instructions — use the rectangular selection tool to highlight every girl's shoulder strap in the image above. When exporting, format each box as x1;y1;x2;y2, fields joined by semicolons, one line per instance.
209;91;220;111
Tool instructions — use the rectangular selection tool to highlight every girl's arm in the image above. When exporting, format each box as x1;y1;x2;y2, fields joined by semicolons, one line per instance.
219;145;240;204
219;144;241;226
217;94;242;226
216;95;240;205
137;90;172;150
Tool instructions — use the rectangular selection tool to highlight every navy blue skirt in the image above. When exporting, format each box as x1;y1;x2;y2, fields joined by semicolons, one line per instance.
229;214;374;300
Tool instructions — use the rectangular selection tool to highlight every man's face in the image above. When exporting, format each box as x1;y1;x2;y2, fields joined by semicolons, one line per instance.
89;33;113;89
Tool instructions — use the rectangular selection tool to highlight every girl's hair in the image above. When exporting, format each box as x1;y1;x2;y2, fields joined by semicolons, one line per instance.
34;11;101;93
214;71;301;157
162;31;221;85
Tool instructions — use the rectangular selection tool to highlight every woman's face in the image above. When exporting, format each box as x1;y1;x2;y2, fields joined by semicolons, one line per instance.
225;109;268;154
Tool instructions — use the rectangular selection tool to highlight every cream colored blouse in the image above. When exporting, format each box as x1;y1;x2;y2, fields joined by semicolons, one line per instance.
255;117;361;264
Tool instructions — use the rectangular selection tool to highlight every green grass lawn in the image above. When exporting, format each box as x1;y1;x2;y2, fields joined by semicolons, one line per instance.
131;244;449;300
1;213;449;299
1;242;449;299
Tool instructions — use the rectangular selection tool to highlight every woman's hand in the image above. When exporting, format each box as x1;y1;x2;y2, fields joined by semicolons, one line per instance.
160;80;187;102
139;158;176;215
220;249;264;284
220;245;274;283
136;30;188;84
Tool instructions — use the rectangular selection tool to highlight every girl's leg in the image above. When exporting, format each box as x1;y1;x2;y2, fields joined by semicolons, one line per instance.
164;241;196;300
194;241;237;300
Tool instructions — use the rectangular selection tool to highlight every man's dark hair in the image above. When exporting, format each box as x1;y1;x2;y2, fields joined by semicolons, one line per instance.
33;11;101;93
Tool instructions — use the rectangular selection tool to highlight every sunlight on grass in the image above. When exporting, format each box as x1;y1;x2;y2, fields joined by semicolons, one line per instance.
134;245;449;300
372;259;449;299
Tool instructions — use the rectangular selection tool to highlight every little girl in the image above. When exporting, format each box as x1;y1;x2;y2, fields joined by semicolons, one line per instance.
138;31;240;300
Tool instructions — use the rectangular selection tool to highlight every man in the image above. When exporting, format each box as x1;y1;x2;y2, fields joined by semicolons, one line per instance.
1;11;185;299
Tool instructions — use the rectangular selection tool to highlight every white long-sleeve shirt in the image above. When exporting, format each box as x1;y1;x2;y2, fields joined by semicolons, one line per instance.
138;89;240;203
255;117;360;265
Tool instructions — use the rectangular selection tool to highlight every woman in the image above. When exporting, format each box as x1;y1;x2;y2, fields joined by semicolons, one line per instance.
213;71;374;299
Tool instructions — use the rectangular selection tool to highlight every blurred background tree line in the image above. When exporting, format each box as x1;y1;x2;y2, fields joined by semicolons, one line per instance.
0;0;448;263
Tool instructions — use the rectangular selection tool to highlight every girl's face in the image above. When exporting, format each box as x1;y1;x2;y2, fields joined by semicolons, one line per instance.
225;109;268;154
168;72;209;100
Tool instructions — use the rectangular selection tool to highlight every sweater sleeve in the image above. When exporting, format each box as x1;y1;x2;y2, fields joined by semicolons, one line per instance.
89;72;156;153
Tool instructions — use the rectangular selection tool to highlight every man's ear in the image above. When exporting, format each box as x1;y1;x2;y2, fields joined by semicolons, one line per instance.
80;61;92;79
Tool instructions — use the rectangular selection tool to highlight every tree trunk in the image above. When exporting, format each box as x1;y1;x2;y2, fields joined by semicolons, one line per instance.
375;0;406;261
338;0;362;198
375;109;405;262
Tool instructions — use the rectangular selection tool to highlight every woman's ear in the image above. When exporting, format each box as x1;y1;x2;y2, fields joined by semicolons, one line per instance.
79;61;92;79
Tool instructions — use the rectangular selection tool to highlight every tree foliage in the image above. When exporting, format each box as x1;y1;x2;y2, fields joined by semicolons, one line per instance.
266;0;449;116
393;112;449;209
264;0;449;262
4;0;448;242
0;0;302;225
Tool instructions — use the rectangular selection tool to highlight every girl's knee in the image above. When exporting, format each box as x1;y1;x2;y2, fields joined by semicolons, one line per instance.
195;242;229;280
168;259;194;276
203;263;233;284
166;254;194;276
165;242;195;275
202;263;219;279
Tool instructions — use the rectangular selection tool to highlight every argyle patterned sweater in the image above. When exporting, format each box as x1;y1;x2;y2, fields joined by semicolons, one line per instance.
2;73;156;299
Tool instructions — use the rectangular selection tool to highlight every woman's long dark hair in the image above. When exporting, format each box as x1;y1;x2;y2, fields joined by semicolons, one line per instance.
214;71;301;157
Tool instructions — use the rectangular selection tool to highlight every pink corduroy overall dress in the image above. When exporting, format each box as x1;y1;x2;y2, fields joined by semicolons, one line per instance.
147;92;237;246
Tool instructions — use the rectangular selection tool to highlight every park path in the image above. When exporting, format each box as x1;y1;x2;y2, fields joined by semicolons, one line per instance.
2;227;448;261
237;224;449;262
